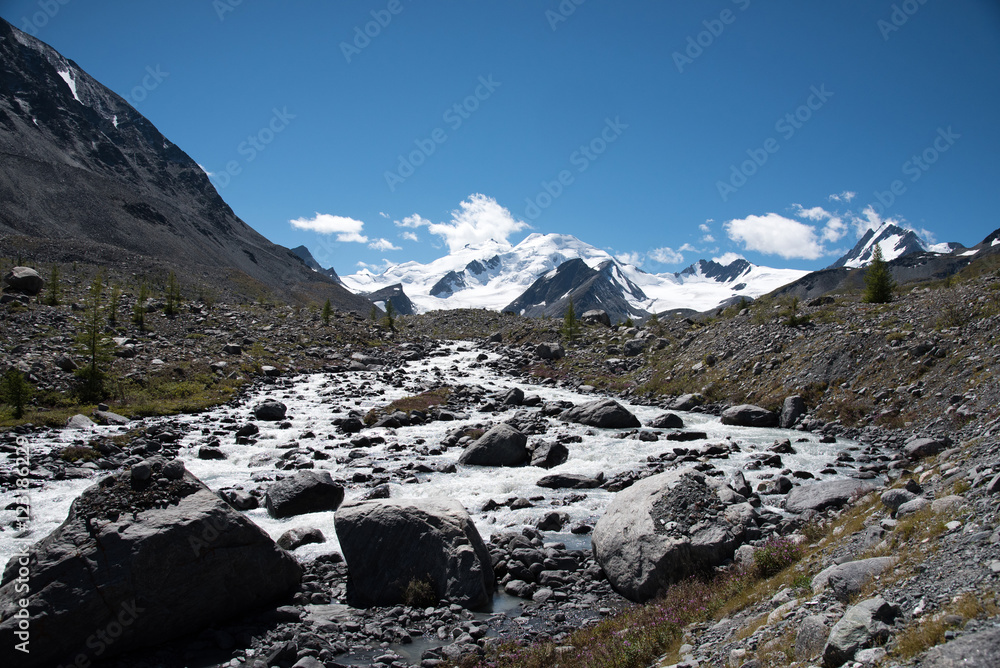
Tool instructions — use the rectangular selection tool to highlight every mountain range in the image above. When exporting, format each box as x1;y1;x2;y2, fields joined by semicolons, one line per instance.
3;16;996;322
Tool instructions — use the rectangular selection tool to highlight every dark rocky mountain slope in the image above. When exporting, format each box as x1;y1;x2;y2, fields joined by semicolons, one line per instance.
0;18;369;311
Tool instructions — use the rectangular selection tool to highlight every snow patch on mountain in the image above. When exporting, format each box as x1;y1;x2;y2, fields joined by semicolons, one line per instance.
831;223;961;269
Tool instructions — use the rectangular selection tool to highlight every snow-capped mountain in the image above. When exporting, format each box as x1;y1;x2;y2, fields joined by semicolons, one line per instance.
340;233;808;318
830;223;961;269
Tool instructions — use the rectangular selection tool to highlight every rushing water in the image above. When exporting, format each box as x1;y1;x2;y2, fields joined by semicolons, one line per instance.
0;342;858;568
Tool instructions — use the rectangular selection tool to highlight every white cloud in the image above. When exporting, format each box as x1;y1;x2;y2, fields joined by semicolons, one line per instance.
649;247;684;264
712;252;746;265
699;223;711;233
368;238;401;251
379;211;389;218
794;204;832;221
615;252;644;266
679;243;698;253
701;234;715;243
724;213;825;260
829;190;857;202
289;213;369;243
425;194;529;252
395;214;431;229
792;204;847;243
399;231;419;242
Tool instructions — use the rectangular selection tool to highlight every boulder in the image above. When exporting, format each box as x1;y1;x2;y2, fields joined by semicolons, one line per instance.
623;339;646;357
795;615;831;661
535;342;565;360
904;436;950;460
670;393;705;411
647;412;684;429
536;473;603;489
785;478;879;514
66;414;96;429
811;557;894;602
335;498;494;609
918;625;1000;667
896;496;931;517
53;355;77;372
500;387;524;406
580;309;611;327
560;398;641;429
253;400;287;421
592;468;747;602
93;410;129;426
277;527;326;551
823;597;899;668
458;423;528;467
720;404;778;428
780;395;806;429
3;266;44;295
530;441;569;469
880;488;917;513
265;470;345;518
0;460;300;668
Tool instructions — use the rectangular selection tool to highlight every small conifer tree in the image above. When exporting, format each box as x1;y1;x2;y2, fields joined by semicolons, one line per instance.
76;273;111;402
561;299;580;342
0;369;32;419
133;283;149;332
863;245;895;304
321;298;332;325
44;265;60;306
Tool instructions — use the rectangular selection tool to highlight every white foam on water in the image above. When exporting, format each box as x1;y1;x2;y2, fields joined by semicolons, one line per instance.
0;343;859;566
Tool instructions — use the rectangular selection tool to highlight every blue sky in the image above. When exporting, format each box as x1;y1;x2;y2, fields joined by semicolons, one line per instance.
4;1;999;274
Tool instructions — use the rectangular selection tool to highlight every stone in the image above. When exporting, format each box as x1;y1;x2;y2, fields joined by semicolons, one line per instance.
536;511;569;531
536;473;603;489
335;497;494;609
648;412;684;429
931;495;963;513
780;395;806;429
0;463;300;667
458;423;528;467
919;625;1000;667
896;496;931;517
823;597;899;668
3;266;44;295
223;343;242;355
92;410;129;426
720;404;778;428
530;441;569;469
881;488;917;512
560;398;641;429
536;342;565;360
623;339;646;357
812;557;894;602
277;527;325;551
500;387;524;406
904;437;950;460
592;468;746;602
198;446;226;460
65;413;96;429
795;615;830;661
671;393;705;411
253;400;287;421
53;355;77;372
580;309;611;326
265;470;345;519
785;478;878;514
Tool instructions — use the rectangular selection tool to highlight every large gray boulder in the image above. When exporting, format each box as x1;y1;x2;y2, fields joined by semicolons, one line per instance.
648;412;684;429
670;393;705;411
918;625;1000;667
592;468;748;602
0;459;300;668
720;404;778;428
823;596;899;667
785;478;879;514
535;342;564;360
780;395;806;428
335;498;494;609
560;398;641;429
904;436;950;460
253;400;287;421
458;423;528;467
3;266;44;295
811;557;894;602
265;470;345;518
580;309;611;327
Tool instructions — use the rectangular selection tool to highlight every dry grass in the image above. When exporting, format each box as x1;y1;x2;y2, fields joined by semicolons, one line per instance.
892;591;999;660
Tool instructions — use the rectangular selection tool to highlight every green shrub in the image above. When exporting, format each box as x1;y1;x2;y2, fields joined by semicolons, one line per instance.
752;537;803;578
403;577;436;607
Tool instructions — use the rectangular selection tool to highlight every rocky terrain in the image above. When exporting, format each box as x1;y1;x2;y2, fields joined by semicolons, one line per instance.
2;255;1000;668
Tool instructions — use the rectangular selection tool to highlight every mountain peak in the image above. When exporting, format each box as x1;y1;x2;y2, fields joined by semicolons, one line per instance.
830;223;928;269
